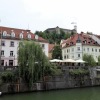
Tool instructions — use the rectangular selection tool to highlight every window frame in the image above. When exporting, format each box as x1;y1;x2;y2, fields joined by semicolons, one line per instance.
10;51;13;56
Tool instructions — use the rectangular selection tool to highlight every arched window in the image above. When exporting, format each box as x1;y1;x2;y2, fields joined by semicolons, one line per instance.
19;33;23;39
3;31;7;36
28;34;31;39
11;31;15;37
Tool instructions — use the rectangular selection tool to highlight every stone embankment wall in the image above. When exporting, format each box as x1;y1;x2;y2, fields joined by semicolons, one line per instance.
1;75;100;94
1;66;100;93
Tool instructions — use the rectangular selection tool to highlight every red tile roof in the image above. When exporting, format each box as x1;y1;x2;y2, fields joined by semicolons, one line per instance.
0;26;48;43
49;44;55;52
61;33;100;48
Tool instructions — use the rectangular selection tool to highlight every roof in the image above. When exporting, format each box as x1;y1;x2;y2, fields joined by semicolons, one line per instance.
0;26;48;43
49;44;55;52
61;32;100;48
96;35;100;39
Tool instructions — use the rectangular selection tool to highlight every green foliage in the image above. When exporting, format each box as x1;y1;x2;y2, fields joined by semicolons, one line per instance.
83;54;96;67
18;41;60;87
49;65;62;75
0;71;15;83
52;45;62;59
98;56;100;66
70;69;89;75
34;30;72;44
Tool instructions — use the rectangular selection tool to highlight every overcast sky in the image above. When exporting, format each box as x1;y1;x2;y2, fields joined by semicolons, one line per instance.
0;0;100;35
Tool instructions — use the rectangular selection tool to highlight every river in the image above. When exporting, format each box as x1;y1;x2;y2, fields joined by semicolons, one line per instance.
1;87;100;100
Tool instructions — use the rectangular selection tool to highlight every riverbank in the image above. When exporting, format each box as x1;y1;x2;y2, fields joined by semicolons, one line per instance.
0;74;100;95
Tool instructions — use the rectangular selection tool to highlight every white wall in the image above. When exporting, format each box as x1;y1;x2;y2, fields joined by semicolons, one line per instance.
1;39;49;66
1;39;19;66
62;43;100;61
39;42;49;57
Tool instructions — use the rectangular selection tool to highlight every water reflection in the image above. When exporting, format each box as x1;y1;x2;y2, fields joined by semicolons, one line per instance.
1;87;100;100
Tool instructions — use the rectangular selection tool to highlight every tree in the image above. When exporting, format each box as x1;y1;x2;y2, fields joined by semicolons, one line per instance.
83;54;96;67
52;45;62;59
34;30;73;44
98;56;100;66
18;41;60;88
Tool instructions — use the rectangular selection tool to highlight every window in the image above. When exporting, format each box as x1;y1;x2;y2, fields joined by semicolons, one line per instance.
67;49;68;53
19;33;23;38
67;55;69;59
1;41;5;46
10;51;13;56
28;34;31;39
84;48;85;51
42;44;45;48
78;54;80;57
9;60;13;66
11;32;15;37
1;50;4;56
92;48;94;52
64;55;66;59
77;47;80;51
85;40;87;44
87;48;89;51
3;31;7;36
1;60;4;66
95;49;97;52
72;55;74;58
10;41;14;47
99;49;100;52
72;48;74;52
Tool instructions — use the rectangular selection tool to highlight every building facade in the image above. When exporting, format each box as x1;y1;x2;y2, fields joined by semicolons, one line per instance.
61;32;100;62
0;26;49;66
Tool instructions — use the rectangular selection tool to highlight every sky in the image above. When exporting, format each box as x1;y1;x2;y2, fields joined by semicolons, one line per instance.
0;0;100;35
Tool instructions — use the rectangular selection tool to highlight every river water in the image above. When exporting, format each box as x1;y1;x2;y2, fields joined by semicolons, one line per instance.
1;87;100;100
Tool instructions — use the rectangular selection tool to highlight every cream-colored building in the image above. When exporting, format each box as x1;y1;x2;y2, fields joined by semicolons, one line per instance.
0;26;49;66
61;32;100;62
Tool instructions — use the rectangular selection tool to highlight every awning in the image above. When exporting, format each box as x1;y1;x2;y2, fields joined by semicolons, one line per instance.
96;69;100;71
49;59;63;62
75;59;86;63
63;59;76;63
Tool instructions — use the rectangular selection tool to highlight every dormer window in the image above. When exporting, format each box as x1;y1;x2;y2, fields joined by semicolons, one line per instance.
19;33;23;39
3;31;7;36
28;34;31;39
11;31;15;37
84;40;87;44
